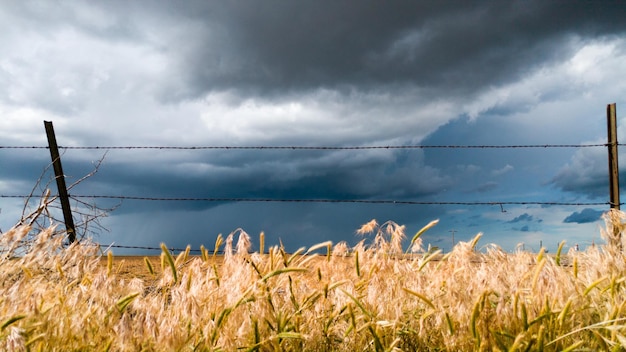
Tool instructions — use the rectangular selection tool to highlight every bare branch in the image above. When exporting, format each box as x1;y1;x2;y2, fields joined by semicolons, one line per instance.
12;152;114;248
21;161;55;222
68;151;108;191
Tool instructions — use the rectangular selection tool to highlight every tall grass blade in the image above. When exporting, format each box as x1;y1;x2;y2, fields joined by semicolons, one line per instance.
408;219;439;253
116;292;140;313
259;231;265;256
557;299;572;327
418;249;442;271
342;289;374;319
160;243;178;284
1;315;26;331
214;234;223;256
144;256;155;275
403;288;435;309
305;241;333;255
555;241;566;266
584;276;608;296
368;325;384;352
445;312;455;335
261;268;308;282
107;250;113;277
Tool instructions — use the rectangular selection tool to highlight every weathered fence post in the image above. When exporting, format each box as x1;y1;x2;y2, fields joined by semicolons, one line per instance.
607;103;620;210
44;121;76;243
607;103;621;249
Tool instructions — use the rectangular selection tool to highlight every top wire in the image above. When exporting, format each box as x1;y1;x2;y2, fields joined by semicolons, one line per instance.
0;143;611;150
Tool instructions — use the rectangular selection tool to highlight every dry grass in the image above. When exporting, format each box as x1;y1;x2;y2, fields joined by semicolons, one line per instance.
2;211;626;351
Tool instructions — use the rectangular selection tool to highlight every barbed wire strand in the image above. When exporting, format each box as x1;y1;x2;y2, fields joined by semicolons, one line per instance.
0;143;614;150
0;194;610;206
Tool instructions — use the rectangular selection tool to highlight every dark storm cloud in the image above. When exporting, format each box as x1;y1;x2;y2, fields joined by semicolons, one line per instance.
89;148;452;215
160;1;626;100
563;208;604;224
4;1;626;111
0;151;50;183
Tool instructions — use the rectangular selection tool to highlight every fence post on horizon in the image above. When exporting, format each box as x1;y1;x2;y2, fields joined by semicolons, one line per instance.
44;121;76;244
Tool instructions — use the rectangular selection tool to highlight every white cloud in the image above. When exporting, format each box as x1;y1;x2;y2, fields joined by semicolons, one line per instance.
492;164;514;177
567;40;619;86
0;106;65;144
198;89;458;147
461;36;626;122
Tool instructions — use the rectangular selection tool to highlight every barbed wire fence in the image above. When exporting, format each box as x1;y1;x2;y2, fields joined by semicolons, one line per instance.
0;104;621;253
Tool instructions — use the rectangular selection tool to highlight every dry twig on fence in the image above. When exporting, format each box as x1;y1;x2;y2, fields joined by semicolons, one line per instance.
12;153;118;249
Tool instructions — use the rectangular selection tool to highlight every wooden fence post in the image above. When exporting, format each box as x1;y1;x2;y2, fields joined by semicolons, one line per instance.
607;103;621;249
607;103;620;210
44;121;76;243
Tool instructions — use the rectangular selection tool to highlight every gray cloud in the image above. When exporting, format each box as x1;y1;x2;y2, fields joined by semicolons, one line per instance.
550;146;607;198
508;213;534;223
551;119;626;200
165;1;626;100
3;1;626;108
563;208;604;224
7;1;616;103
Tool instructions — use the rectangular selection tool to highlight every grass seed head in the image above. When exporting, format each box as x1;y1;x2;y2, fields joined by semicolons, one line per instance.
356;219;378;236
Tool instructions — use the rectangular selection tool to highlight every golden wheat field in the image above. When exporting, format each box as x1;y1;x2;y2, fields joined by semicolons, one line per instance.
2;212;626;351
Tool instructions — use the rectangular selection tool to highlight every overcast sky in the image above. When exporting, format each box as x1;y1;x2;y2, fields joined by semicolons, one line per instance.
2;1;626;253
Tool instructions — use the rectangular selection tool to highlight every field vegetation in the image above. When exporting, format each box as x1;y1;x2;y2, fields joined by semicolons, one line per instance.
2;211;626;351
